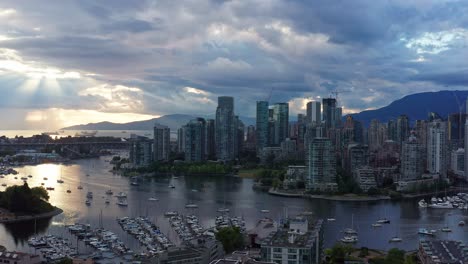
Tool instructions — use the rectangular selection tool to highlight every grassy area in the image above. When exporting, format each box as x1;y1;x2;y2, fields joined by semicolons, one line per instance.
237;168;263;178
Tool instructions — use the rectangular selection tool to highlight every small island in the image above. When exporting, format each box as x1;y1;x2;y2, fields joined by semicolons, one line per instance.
0;183;62;223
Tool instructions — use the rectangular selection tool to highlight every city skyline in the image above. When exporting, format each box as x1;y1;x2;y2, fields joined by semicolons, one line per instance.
1;1;468;129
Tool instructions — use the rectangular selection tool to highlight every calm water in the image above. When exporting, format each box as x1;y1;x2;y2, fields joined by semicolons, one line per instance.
0;157;467;254
0;130;154;139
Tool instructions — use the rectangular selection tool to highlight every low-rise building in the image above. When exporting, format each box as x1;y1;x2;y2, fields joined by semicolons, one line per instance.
353;167;377;192
260;218;323;264
450;148;465;178
283;166;307;189
418;240;468;264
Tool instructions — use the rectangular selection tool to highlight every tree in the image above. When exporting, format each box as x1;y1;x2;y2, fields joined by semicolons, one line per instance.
385;248;405;264
56;258;73;264
31;186;49;201
215;226;244;253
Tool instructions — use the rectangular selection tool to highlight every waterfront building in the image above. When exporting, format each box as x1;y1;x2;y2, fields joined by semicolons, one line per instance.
400;134;426;180
280;138;297;160
206;119;216;159
185;118;207;162
235;116;245;158
154;123;171;162
268;120;276;147
342;116;364;146
272;103;289;146
306;137;337;191
155;237;223;264
418;240;468;264
353;167;377;192
450;148;465;178
306;101;321;125
283;165;307;189
322;98;336;130
260;218;323;264
129;135;153;167
396;115;410;145
260;147;282;164
427;120;448;177
216;96;237;161
0;251;43;264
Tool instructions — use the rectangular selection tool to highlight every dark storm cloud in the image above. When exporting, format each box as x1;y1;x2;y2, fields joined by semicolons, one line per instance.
0;0;467;118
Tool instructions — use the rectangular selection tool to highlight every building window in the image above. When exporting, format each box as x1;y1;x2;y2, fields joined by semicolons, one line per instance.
273;254;282;259
288;261;296;264
288;248;297;253
273;247;282;253
288;254;297;259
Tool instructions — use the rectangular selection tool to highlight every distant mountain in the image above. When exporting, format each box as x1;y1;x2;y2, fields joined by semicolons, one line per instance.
62;113;256;131
62;114;195;131
349;90;468;126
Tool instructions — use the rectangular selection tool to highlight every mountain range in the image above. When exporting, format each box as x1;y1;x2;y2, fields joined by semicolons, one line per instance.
62;90;468;131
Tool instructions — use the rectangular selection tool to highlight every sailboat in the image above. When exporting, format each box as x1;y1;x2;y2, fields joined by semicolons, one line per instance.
343;214;358;235
66;186;71;193
389;225;402;242
57;168;64;183
77;183;83;190
377;207;390;224
217;178;229;213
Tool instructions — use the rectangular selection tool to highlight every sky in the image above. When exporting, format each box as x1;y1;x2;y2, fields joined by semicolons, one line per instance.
0;0;467;129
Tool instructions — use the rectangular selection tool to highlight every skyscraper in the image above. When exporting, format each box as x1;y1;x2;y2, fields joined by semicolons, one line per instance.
154;123;170;161
368;119;381;151
306;101;321;124
272;103;289;145
448;113;466;148
400;134;426;180
322;98;336;129
335;107;342;128
396;115;410;145
215;96;237;160
177;126;186;153
427;120;448;177
414;120;427;146
185;118;206;162
129;135;153;167
206;119;216;159
306;137;337;191
256;101;269;153
387;119;397;141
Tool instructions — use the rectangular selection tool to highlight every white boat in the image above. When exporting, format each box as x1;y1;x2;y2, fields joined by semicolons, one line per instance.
105;189;113;195
115;192;127;198
148;197;159;201
419;199;428;208
85;199;91;206
377;218;390;224
217;208;230;213
429;201;453;209
327;218;336;222
117;199;128;207
86;192;93;199
389;236;402;242
441;227;452;232
431;197;438;203
130;181;139;186
340;236;358;243
418;228;435;236
260;209;270;213
164;211;178;217
344;228;358;235
459;221;465;226
185;203;199;208
372;223;382;227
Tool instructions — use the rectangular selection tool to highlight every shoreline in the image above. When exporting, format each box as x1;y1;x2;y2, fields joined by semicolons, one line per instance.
268;188;391;201
0;207;63;224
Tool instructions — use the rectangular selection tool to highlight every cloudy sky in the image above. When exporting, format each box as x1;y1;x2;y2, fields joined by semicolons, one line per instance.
0;0;467;129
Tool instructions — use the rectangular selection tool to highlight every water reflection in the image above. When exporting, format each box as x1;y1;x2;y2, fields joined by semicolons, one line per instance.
4;218;52;246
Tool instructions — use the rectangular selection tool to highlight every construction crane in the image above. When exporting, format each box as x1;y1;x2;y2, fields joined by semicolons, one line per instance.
329;89;351;106
265;88;274;102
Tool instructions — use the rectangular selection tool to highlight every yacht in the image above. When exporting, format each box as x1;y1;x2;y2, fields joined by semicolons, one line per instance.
459;221;465;226
429;201;453;209
148;197;159;201
344;228;358;235
86;192;93;199
185;203;199;208
1;183;7;187
117;199;128;207
419;199;428;208
130;181;139;186
46;187;54;190
77;185;83;190
115;192;127;198
43;177;48;180
28;175;33;178
327;218;336;222
105;189;113;195
66;189;71;193
85;199;91;206
217;208;230;213
340;236;358;243
20;177;28;180
372;223;383;227
377;218;390;224
164;211;178;217
57;179;64;183
418;228;435;236
389;236;403;242
260;209;270;213
441;227;452;232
